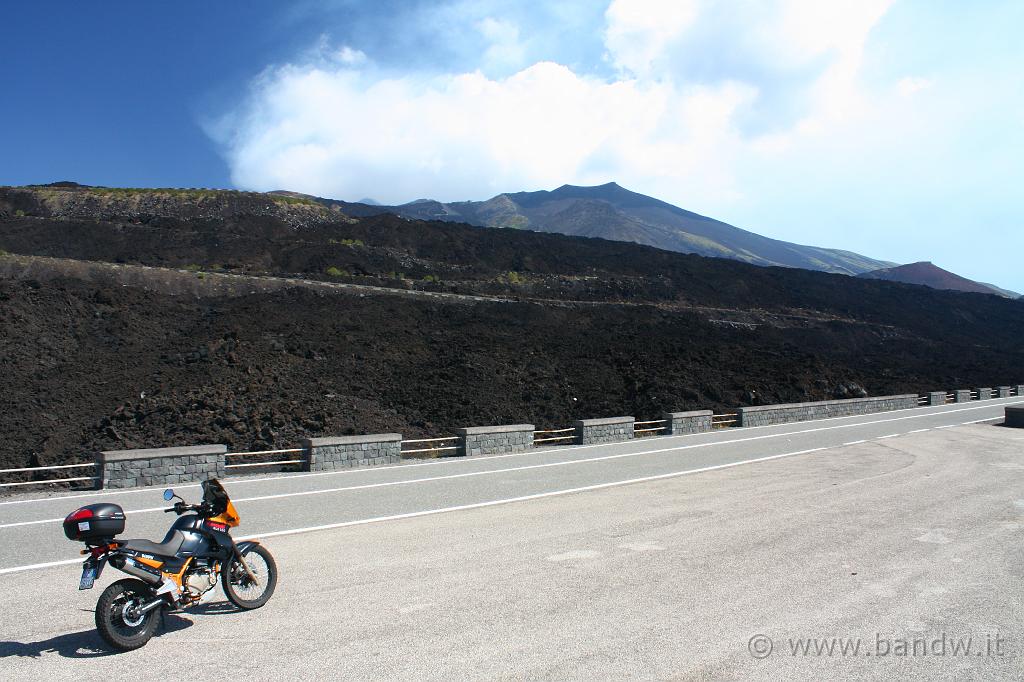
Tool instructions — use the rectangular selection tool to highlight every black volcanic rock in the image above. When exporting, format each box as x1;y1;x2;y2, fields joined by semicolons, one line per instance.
1;184;1023;476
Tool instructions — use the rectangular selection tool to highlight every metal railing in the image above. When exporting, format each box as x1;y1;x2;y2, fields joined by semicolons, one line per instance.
534;428;576;445
946;393;956;404
401;436;460;456
917;395;930;405
223;448;306;470
633;420;668;437
0;462;99;488
712;413;739;428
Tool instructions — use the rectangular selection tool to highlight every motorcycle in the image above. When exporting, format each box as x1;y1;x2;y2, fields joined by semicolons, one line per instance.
63;478;277;651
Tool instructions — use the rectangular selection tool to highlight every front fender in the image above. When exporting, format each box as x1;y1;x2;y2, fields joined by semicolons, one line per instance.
235;540;261;556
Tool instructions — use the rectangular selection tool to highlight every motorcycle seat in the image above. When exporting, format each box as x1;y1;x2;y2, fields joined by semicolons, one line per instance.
119;531;185;558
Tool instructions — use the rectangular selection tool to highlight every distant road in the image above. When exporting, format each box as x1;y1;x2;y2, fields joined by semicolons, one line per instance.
1;397;1020;573
1;397;1022;679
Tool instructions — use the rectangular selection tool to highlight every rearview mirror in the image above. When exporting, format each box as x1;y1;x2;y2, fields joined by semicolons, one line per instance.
163;489;174;501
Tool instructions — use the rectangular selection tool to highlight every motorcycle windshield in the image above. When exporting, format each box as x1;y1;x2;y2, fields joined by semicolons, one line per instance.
202;478;240;527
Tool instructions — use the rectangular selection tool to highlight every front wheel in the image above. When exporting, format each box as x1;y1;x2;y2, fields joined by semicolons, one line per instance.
222;543;277;609
95;578;159;651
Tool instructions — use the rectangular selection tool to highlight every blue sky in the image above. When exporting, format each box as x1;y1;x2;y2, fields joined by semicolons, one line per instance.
2;1;1022;291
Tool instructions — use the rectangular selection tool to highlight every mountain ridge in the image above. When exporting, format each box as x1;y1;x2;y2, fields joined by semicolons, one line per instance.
321;182;897;276
4;182;1014;296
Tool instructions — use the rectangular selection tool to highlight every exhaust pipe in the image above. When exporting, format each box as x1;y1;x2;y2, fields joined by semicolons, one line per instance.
109;555;162;585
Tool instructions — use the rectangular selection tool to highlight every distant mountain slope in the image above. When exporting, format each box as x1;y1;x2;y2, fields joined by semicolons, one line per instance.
858;261;1015;297
1;184;343;228
978;281;1023;299
344;182;896;276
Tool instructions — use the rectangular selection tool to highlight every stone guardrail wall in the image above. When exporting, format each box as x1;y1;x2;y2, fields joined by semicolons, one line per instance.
85;383;1022;490
458;424;535;456
575;417;635;445
1006;407;1024;428
735;395;918;428
663;410;713;435
302;434;401;471
99;444;226;489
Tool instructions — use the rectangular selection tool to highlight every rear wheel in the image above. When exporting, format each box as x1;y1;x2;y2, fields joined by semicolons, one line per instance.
222;543;277;609
95;578;159;651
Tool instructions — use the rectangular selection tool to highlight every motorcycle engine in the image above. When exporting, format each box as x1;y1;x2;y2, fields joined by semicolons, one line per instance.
185;567;218;600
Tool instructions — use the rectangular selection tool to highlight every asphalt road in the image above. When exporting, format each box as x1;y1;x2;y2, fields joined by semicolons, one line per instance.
1;397;1023;679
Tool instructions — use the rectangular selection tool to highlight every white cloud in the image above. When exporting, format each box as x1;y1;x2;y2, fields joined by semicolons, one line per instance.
476;17;526;72
221;58;756;204
603;0;699;77
332;46;367;66
216;0;899;207
897;76;933;97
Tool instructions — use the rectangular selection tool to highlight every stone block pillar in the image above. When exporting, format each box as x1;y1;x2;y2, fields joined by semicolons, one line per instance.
99;444;226;489
457;425;535;456
663;410;713;435
574;417;635;445
302;434;401;471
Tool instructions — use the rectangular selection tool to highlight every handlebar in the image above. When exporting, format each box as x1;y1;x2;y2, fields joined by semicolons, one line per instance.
163;502;210;515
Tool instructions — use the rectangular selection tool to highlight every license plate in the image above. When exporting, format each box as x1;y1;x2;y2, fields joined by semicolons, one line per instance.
79;566;96;590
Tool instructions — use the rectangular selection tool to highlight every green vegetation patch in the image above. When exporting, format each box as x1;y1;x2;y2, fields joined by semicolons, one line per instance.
22;185;321;206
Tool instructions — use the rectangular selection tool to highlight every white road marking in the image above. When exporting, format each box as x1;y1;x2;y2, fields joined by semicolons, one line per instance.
0;411;986;530
877;434;900;440
0;445;829;575
3;430;796;527
3;398;1020;509
0;557;83;574
398;603;434;614
3;403;1020;528
916;530;952;544
546;550;602;562
619;542;665;552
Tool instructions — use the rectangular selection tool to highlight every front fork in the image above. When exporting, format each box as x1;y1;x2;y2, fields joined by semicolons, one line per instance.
230;538;260;585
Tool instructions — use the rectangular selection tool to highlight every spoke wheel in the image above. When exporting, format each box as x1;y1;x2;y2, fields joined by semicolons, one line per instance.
222;544;277;610
95;578;159;651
